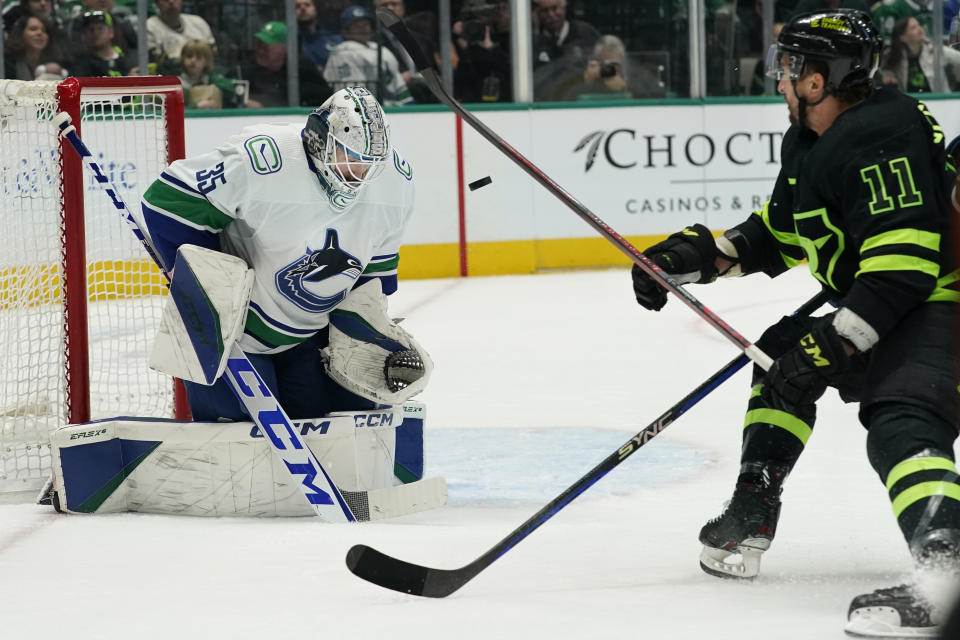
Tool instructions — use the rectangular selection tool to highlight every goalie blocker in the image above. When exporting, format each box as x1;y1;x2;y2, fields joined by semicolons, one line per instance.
49;402;446;520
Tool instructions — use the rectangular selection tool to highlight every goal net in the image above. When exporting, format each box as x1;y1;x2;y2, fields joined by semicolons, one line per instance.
0;77;189;495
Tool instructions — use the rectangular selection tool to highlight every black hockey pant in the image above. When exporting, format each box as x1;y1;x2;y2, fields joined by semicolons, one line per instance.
739;302;960;549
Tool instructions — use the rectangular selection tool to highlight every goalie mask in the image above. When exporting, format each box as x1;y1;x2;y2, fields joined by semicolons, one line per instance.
303;86;390;210
764;9;881;94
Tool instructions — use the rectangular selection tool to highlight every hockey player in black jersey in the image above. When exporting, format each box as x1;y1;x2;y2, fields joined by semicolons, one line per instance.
631;10;960;638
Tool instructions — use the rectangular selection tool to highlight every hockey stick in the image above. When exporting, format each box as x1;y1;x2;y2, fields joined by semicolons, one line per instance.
342;476;447;522
376;8;774;370
53;113;356;523
346;289;833;596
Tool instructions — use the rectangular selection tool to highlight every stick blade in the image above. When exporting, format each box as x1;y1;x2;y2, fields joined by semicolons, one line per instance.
345;544;466;598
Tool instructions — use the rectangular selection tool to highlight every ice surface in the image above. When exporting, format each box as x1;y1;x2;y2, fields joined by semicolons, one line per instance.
0;266;947;639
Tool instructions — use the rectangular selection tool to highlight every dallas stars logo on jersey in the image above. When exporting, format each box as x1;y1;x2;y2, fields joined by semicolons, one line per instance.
275;229;362;313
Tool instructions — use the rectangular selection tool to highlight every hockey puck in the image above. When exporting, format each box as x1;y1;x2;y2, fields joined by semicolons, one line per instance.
468;176;492;191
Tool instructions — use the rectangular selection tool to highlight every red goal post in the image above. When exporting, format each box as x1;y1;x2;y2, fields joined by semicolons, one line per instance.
1;76;190;495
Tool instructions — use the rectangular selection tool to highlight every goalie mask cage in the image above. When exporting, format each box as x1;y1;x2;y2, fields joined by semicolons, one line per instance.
0;77;189;495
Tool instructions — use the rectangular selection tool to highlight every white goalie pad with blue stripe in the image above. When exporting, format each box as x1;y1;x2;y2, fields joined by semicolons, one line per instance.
49;403;438;518
149;244;254;385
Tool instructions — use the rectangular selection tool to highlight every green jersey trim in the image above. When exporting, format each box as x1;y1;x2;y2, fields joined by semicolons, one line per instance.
860;228;941;254
143;180;232;230
244;310;309;347
855;254;941;279
363;255;400;274
926;268;960;302
757;202;802;247
795;207;845;290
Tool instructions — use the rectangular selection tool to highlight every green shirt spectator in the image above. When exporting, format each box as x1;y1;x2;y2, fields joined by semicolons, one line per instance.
871;0;933;44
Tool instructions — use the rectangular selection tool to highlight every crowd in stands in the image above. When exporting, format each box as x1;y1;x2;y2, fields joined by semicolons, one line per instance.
735;0;960;95
3;0;959;108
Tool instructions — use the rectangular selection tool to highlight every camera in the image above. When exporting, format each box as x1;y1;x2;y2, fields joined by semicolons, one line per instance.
600;61;621;79
460;1;497;43
462;19;486;43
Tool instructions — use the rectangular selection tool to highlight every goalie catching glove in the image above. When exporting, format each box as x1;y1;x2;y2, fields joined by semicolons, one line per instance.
632;223;720;311
322;280;433;404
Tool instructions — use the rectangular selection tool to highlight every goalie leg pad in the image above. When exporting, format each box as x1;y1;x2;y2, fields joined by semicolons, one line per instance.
50;402;437;518
395;403;424;483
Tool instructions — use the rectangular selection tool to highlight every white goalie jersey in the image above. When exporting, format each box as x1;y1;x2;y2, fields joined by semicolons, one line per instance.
140;122;415;354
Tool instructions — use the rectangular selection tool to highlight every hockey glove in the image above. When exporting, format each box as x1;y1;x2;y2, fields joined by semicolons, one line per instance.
761;314;855;413
632;223;719;311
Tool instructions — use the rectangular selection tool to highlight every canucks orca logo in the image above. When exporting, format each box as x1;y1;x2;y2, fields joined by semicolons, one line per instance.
275;229;362;313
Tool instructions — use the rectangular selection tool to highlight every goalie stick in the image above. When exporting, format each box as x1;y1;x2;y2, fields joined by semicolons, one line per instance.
54;112;356;523
341;477;447;522
346;289;833;596
375;8;774;371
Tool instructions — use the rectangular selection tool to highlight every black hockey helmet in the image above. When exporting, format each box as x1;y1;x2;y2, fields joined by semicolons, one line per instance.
765;9;882;92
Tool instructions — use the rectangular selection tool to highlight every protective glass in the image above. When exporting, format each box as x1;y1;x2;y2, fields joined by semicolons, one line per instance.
951;15;960;49
764;44;805;80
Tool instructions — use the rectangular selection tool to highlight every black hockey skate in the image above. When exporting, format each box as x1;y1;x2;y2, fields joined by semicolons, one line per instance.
845;584;937;638
698;462;788;579
845;529;960;638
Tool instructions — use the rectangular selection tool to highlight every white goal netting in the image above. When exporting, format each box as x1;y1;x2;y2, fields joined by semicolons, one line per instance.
0;79;182;494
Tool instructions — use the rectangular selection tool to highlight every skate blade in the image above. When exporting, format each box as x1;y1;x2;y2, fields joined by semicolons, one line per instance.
844;608;939;639
698;542;765;579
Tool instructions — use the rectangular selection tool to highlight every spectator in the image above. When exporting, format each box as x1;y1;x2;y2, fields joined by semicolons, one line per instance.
453;0;511;102
403;6;450;65
239;20;332;108
374;0;437;103
323;5;412;105
735;0;794;57
146;0;215;70
532;0;599;66
793;0;870;13
879;15;960;91
3;15;70;80
297;0;342;71
562;35;666;100
70;10;136;77
178;40;241;109
2;0;60;34
871;0;933;45
64;0;137;59
374;0;429;74
748;21;785;95
316;0;351;33
947;0;960;33
532;0;599;101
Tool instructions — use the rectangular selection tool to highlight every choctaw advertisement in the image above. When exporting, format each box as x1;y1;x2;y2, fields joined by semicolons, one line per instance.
182;99;960;247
